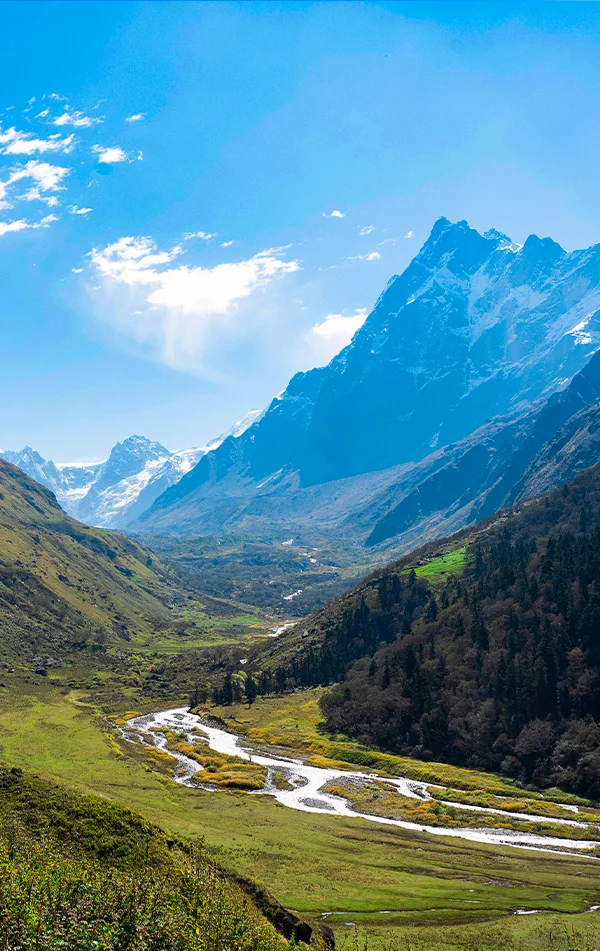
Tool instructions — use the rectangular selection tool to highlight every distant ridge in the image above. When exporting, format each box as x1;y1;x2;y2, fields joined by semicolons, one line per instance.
1;410;261;528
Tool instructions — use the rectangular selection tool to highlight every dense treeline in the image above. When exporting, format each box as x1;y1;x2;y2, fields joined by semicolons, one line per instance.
317;465;600;799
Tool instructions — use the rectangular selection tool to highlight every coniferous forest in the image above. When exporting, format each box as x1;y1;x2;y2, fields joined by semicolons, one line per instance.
258;464;600;798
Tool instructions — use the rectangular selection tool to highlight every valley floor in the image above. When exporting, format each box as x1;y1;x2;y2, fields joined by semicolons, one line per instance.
1;682;600;949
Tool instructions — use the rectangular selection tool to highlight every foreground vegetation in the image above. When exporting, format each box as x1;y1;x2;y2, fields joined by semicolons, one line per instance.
5;456;600;947
0;765;299;951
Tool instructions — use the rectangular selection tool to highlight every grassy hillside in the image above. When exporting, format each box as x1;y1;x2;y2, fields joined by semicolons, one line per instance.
0;763;304;950
0;458;274;705
0;457;172;647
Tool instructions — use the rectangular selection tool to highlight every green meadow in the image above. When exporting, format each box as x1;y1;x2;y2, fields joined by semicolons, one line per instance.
2;682;600;949
401;547;469;585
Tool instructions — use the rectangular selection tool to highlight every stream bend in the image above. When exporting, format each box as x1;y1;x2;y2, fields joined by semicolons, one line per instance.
119;707;600;856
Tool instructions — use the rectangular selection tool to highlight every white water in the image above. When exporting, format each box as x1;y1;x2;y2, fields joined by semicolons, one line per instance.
120;707;600;856
269;622;296;638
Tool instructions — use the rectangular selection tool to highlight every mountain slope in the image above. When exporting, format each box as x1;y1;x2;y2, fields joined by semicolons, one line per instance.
0;456;178;665
261;461;600;798
0;456;281;710
363;347;600;547
138;217;600;535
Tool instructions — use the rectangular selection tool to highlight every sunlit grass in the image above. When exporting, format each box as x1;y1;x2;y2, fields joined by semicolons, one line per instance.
404;546;468;584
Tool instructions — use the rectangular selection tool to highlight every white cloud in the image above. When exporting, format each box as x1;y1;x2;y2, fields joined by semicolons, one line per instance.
0;213;57;238
0;127;74;155
54;110;102;128
310;309;367;362
323;209;345;218
125;113;145;123
348;250;381;262
92;145;129;164
85;235;300;371
184;230;216;241
0;160;70;210
221;240;234;247
20;189;60;206
68;204;92;215
405;230;413;238
18;160;70;192
359;225;375;235
35;109;49;118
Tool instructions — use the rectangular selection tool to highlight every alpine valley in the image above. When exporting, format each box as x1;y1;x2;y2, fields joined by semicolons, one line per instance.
6;218;600;951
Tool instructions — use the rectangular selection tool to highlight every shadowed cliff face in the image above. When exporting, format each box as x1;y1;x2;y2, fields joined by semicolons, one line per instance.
365;348;600;547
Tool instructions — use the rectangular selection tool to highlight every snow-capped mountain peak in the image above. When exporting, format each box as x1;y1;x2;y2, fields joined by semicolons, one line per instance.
134;216;600;534
1;410;262;528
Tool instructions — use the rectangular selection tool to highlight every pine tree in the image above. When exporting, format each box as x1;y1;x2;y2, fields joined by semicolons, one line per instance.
245;675;257;706
222;672;234;705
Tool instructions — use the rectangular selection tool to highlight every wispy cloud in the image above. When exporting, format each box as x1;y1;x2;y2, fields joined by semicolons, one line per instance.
85;235;300;372
310;309;367;363
405;230;413;238
323;209;345;218
220;240;234;248
347;250;381;262
1;94;144;240
53;109;103;128
92;145;130;164
0;160;70;209
125;113;145;123
0;213;57;238
0;127;74;155
183;230;216;241
359;225;375;235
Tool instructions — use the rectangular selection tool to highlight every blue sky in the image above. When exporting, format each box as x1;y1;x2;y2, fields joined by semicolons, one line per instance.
2;1;600;461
